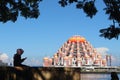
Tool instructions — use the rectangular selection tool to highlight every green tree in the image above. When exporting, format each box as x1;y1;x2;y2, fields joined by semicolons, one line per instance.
58;0;120;40
0;0;120;40
0;0;42;22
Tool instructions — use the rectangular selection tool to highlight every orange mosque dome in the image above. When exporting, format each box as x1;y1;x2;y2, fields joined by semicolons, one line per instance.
68;35;86;43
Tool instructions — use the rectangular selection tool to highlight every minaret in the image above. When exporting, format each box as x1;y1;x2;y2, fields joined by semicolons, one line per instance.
110;55;112;66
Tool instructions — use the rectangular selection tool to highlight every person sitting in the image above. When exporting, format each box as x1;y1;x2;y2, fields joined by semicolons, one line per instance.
13;48;27;66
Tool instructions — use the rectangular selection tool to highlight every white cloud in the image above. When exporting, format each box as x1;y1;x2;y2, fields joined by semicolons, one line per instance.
95;47;109;56
95;47;119;66
0;53;9;63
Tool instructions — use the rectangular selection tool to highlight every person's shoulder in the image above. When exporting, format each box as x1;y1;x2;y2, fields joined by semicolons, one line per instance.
14;53;19;57
14;53;17;56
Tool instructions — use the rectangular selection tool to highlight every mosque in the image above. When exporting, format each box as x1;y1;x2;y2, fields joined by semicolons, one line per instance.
43;35;109;67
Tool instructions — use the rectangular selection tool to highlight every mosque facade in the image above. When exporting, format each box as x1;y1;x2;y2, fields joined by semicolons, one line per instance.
43;35;108;67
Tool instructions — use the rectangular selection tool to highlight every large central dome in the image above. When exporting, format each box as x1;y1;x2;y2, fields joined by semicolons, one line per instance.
68;35;86;43
43;35;107;67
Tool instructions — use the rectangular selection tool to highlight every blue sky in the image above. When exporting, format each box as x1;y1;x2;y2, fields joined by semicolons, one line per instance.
0;0;120;66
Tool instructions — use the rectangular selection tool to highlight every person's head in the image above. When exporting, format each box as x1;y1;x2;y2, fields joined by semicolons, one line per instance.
16;48;24;55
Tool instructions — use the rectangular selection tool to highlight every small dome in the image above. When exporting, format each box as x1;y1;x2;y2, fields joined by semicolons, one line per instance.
77;58;81;61
49;58;52;62
64;56;69;60
69;55;73;58
54;55;58;58
91;53;95;57
102;59;106;64
85;54;90;59
43;57;49;60
98;55;102;59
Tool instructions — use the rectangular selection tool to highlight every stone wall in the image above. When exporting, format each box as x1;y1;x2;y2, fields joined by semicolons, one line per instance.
0;67;81;80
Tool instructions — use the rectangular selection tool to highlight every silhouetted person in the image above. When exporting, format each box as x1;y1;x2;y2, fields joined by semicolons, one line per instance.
13;48;27;66
111;72;119;80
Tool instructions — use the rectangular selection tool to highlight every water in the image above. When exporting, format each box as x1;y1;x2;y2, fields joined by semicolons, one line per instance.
80;73;120;80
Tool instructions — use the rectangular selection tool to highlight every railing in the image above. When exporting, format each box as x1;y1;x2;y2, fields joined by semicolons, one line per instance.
0;67;81;80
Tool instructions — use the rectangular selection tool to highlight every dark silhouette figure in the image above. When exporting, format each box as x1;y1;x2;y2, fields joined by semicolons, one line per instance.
13;48;27;66
111;72;119;80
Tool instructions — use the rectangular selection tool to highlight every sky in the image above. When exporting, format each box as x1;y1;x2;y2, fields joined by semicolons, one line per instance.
0;0;120;66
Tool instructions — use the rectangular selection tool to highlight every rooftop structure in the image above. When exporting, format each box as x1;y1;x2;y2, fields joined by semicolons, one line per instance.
43;35;107;67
